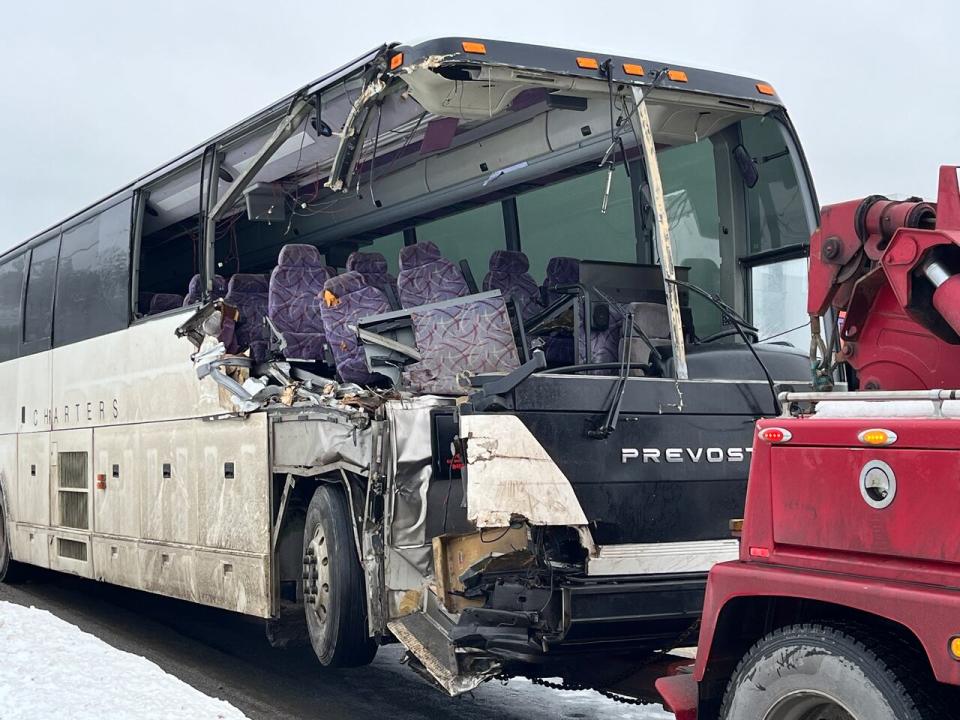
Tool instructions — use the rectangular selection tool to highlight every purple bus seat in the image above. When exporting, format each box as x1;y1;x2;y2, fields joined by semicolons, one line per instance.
540;256;580;365
397;241;469;308
320;271;392;385
225;273;270;362
482;250;543;321
268;244;330;362
148;293;184;315
183;274;227;306
347;251;397;296
403;294;520;395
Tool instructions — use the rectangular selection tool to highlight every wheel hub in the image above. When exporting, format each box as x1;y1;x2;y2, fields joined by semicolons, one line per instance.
764;690;856;720
302;526;331;624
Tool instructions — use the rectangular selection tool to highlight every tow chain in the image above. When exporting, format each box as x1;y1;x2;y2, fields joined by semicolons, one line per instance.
497;619;701;708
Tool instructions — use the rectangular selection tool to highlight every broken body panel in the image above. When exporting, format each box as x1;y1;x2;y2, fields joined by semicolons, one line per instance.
0;38;819;697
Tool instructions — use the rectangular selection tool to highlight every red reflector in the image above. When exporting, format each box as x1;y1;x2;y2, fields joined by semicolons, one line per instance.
749;546;770;558
759;427;792;443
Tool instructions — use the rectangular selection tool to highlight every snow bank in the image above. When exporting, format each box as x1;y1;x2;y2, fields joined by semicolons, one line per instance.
0;600;249;720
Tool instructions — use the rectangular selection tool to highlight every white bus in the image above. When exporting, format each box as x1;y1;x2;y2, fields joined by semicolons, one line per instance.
0;38;819;695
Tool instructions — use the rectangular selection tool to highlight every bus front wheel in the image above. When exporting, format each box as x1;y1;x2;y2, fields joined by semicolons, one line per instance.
301;483;377;668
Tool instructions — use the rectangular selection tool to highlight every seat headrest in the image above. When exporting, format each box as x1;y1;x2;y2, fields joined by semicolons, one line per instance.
188;273;227;297
228;273;270;294
323;270;367;299
278;244;323;268
347;251;388;275
489;250;530;274
546;256;580;285
399;241;442;271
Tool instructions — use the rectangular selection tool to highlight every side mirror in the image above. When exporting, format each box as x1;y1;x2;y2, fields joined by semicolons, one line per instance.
733;144;759;189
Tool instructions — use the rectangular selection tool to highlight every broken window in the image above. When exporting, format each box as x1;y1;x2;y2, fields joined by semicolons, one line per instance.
416;203;506;283
516;166;637;283
136;162;202;316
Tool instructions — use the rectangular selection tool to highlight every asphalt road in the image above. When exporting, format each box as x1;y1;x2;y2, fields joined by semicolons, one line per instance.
0;569;670;720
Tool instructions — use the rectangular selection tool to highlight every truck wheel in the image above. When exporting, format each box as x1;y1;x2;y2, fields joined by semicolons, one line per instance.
301;484;377;668
720;623;945;720
0;496;28;584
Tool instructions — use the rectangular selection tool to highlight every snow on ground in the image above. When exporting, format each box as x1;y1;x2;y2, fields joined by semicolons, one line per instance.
497;678;674;719
0;600;249;720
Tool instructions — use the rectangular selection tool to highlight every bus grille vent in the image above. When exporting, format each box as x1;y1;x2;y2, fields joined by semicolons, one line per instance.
58;452;89;530
59;452;87;489
57;538;87;562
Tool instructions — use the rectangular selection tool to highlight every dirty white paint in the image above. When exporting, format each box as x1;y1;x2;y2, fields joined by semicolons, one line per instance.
460;414;588;528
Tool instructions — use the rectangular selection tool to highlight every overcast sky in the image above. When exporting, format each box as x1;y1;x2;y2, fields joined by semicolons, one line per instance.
1;0;956;247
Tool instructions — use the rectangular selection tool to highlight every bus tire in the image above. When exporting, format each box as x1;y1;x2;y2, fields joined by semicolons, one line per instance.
719;622;947;720
0;493;29;584
302;483;377;668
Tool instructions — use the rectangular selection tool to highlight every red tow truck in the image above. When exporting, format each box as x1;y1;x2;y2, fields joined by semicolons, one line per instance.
656;166;960;719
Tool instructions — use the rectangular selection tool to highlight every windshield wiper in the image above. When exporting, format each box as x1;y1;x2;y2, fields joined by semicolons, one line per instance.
667;278;781;415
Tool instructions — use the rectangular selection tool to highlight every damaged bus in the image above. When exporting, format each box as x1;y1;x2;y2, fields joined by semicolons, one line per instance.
0;39;820;697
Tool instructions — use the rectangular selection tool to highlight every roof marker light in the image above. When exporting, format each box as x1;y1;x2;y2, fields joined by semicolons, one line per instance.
623;63;645;76
667;69;688;82
759;427;792;444
461;41;487;54
390;53;404;70
858;429;898;447
576;56;600;70
756;83;776;96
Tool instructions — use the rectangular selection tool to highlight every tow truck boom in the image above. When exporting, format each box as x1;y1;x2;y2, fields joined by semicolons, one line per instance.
808;165;960;390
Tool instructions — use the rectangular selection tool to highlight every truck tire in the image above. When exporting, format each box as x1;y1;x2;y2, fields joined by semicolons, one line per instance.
302;483;377;668
719;623;947;720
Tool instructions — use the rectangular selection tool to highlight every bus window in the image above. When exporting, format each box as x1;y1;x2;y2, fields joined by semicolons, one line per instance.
416;203;506;282
22;236;60;351
137;163;202;316
55;199;132;346
658;138;725;339
0;254;26;362
516;167;637;283
741;115;809;254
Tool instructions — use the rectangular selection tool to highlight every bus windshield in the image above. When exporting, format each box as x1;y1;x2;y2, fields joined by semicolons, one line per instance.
657;113;814;349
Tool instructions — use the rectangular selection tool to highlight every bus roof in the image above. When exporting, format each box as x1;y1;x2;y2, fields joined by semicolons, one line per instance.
5;37;782;262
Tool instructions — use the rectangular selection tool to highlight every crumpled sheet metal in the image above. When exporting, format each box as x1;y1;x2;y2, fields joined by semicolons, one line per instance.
383;396;456;604
271;411;373;474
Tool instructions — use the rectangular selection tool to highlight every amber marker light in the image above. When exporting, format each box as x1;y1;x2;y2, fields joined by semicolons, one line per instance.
390;53;404;70
950;636;960;660
858;429;898;447
576;56;600;70
461;41;486;54
756;83;776;96
667;69;688;82
623;63;645;76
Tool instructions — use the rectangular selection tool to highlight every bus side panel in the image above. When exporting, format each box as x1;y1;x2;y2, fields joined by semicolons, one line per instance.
49;311;222;430
140;421;200;546
197;413;270;555
18;351;51;433
93;425;142;538
16;432;49;527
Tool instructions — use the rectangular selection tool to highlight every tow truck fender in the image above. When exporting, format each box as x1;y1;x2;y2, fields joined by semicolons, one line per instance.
692;560;960;691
